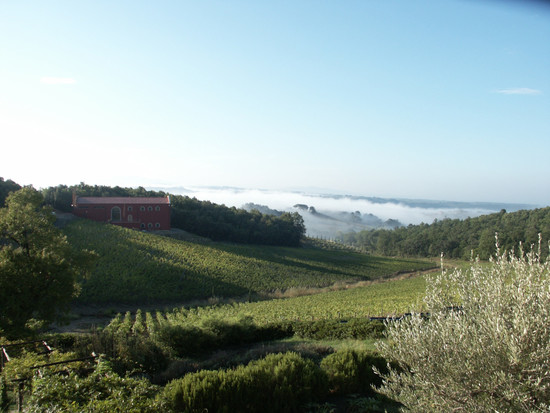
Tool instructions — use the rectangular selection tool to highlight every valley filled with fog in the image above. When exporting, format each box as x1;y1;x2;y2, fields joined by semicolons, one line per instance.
155;187;535;239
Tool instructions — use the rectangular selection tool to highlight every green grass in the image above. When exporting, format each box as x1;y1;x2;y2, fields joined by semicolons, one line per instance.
64;219;436;304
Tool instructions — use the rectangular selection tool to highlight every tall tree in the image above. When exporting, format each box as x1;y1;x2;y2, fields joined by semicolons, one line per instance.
0;187;94;338
0;177;21;207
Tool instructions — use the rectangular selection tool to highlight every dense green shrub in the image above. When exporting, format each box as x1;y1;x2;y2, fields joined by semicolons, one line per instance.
345;394;401;413
345;318;386;339
0;374;10;413
78;327;169;377
376;239;550;412
110;334;168;375
98;311;385;373
154;324;213;358
147;316;381;359
26;360;163;412
46;332;79;351
101;313;296;364
292;318;385;340
157;319;261;357
163;352;328;412
0;178;20;207
321;349;388;395
199;316;256;347
0;187;95;339
2;349;87;383
255;320;295;341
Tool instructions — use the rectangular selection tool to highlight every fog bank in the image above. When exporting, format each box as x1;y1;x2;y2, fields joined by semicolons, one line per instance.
157;186;536;239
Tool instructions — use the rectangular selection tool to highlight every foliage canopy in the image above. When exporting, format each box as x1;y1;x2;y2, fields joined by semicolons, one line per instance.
341;207;550;259
26;359;163;412
0;187;94;337
0;177;21;207
376;236;550;412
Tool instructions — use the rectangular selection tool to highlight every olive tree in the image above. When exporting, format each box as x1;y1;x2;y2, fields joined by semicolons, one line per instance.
0;187;94;338
376;236;550;412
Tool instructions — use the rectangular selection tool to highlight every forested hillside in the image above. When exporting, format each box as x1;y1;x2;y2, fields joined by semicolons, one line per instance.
39;183;305;246
340;207;550;259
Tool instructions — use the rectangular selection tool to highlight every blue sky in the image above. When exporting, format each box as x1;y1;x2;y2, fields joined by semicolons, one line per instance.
1;1;549;205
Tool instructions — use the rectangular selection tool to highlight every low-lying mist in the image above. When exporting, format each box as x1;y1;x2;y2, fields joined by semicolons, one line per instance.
157;186;536;239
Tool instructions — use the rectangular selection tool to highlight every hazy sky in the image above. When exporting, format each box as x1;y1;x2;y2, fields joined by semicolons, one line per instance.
1;1;549;205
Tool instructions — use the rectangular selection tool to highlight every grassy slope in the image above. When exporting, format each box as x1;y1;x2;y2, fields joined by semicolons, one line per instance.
161;274;429;325
64;218;435;304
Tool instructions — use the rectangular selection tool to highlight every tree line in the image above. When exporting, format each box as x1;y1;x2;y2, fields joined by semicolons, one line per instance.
339;207;550;259
32;181;305;247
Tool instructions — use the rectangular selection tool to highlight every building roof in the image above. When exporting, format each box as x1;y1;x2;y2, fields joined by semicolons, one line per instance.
75;196;170;205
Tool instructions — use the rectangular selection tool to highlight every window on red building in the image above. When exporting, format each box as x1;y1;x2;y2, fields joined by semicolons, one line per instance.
111;207;121;221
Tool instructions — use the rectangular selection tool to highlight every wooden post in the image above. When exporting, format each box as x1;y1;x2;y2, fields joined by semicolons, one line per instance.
17;382;23;412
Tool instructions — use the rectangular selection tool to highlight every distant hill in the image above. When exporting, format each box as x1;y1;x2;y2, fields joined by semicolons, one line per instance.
317;193;535;212
340;207;550;259
242;203;283;216
292;203;403;238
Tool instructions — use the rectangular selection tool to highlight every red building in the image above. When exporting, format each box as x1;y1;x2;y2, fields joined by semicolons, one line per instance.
72;195;171;230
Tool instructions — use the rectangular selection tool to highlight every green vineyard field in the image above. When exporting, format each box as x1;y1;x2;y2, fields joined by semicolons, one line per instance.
63;218;435;304
99;274;430;363
163;274;429;325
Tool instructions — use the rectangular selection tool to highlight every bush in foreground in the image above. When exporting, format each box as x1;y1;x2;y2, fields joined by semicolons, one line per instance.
376;236;550;412
26;360;164;412
320;349;388;396
163;352;327;412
